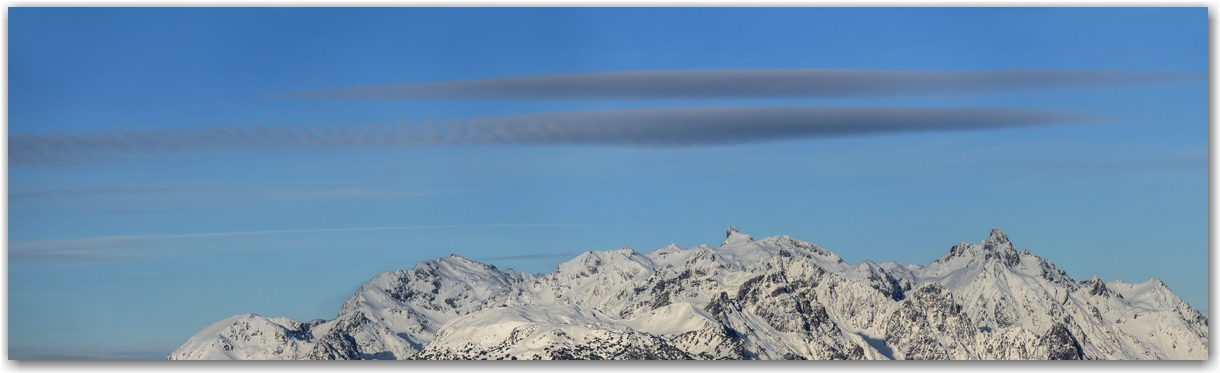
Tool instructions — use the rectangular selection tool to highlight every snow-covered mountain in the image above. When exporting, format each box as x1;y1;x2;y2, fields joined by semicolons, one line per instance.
167;227;1207;360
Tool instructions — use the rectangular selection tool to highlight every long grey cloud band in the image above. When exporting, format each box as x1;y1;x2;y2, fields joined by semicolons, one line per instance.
10;106;1094;166
290;69;1198;100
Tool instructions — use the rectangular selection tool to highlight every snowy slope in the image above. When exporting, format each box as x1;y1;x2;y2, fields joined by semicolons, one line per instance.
414;305;692;360
168;227;1207;360
167;314;315;360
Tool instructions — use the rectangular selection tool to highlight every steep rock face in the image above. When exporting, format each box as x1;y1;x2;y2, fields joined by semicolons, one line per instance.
883;283;977;360
169;227;1207;360
1039;324;1084;360
727;257;867;360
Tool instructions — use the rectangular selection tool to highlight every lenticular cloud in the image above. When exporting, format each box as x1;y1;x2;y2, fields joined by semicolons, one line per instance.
290;69;1198;101
10;106;1094;166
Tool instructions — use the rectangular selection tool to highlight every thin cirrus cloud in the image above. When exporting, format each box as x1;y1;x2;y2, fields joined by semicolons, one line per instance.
9;235;156;261
9;223;607;261
288;69;1199;101
10;105;1095;166
9;343;185;360
9;187;185;199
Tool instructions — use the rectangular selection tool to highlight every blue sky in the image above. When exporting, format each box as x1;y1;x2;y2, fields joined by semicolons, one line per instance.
7;8;1207;360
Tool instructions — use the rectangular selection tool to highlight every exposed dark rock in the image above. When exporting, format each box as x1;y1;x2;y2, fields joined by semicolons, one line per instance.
1040;324;1084;360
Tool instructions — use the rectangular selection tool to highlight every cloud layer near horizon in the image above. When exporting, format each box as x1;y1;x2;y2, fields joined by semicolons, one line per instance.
290;69;1198;100
10;106;1094;166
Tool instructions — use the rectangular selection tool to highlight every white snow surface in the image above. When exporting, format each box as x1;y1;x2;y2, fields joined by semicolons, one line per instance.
168;227;1207;360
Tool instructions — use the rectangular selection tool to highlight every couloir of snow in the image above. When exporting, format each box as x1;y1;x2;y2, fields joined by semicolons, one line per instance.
168;227;1207;360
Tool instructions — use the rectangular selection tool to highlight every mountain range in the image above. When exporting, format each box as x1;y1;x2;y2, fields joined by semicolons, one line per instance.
167;227;1207;360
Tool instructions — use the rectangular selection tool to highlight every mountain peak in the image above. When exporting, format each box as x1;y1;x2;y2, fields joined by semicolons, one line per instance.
987;228;1009;244
1080;275;1114;298
980;228;1017;255
933;228;1020;267
722;226;753;246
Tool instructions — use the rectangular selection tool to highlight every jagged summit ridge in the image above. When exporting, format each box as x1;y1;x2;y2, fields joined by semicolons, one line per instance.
722;225;753;246
931;227;1021;270
169;227;1207;360
987;227;1009;243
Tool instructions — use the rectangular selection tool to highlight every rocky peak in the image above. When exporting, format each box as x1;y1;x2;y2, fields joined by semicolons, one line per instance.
611;247;638;256
986;228;1009;244
934;229;1020;267
980;229;1017;252
722;226;754;247
1080;276;1113;298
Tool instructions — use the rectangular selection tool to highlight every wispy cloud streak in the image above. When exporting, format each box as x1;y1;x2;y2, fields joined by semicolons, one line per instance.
9;235;155;261
9;223;606;261
10;342;181;360
165;223;607;239
10;106;1094;166
10;187;184;199
290;69;1199;101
